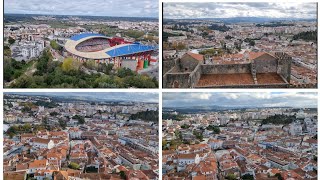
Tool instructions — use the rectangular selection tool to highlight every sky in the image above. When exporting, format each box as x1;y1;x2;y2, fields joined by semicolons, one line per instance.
163;92;318;108
163;2;317;19
4;0;158;18
5;92;159;103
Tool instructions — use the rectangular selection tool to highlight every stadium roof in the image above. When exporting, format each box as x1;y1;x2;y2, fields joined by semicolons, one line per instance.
70;33;105;41
106;43;157;58
65;33;157;59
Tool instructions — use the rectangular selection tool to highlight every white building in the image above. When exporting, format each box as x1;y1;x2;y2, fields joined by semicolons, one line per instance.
289;122;303;136
177;153;200;165
69;128;82;139
33;138;54;149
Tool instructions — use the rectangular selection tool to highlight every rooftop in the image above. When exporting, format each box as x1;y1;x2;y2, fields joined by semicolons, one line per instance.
256;73;286;84
196;73;254;87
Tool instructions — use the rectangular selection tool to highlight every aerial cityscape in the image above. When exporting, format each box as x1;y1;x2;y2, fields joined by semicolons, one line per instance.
2;1;320;180
162;92;317;179
3;92;159;179
4;0;159;88
163;3;317;88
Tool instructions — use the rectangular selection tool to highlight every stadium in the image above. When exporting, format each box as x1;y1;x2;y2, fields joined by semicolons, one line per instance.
64;33;158;71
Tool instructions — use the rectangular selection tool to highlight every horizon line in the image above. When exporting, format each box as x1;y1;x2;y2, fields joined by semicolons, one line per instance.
4;12;158;19
163;17;317;20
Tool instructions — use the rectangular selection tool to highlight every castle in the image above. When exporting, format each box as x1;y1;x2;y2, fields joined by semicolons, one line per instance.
163;51;292;88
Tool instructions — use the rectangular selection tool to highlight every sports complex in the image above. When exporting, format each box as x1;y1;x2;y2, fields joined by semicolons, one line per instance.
64;33;158;71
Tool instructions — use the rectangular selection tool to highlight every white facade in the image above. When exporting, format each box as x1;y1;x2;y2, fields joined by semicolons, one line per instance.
33;140;54;149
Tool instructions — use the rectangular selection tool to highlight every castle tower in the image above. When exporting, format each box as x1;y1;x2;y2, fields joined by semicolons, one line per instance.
275;52;292;83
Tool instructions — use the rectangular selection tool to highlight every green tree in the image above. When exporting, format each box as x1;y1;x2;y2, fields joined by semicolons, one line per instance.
50;40;61;50
8;36;15;45
119;171;126;179
193;130;203;141
68;162;80;170
242;174;254;180
58;119;67;129
125;30;144;39
62;57;81;72
275;173;284;180
226;173;237;180
181;124;190;129
249;40;255;46
14;75;33;88
4;46;11;57
207;125;220;134
73;115;85;124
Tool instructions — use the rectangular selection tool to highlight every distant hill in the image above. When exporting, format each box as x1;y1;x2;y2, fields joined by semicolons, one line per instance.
164;17;316;24
163;106;295;114
4;13;158;23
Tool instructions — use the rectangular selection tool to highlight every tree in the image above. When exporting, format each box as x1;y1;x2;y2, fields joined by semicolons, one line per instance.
162;139;168;150
8;36;15;45
119;171;126;179
62;57;81;72
73;115;85;124
58;119;67;129
68;162;80;170
193;130;203;141
275;173;284;180
4;46;11;57
226;173;237;180
14;75;33;88
125;30;144;39
207;125;220;134
4;58;14;82
249;40;255;46
50;40;62;50
50;112;59;116
242;174;254;180
201;31;209;37
225;35;233;39
181;124;190;129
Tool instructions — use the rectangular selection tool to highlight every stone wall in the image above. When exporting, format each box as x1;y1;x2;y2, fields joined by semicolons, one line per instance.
275;52;292;83
163;59;175;75
163;73;191;88
254;58;277;73
189;64;202;88
178;54;199;72
200;63;251;74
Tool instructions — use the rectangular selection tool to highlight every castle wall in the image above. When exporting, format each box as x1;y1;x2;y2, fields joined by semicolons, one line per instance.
163;73;191;88
275;52;292;83
190;64;202;88
200;64;251;74
179;54;200;72
163;59;176;75
254;58;277;73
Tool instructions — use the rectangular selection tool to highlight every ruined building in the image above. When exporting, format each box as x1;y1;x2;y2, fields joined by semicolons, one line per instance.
163;52;292;88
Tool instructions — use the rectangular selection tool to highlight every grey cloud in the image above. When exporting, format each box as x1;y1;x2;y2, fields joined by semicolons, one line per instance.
163;2;316;19
5;0;158;17
163;92;317;108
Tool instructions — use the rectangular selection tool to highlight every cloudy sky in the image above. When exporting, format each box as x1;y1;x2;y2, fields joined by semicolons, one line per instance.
163;92;317;108
163;2;317;19
4;0;158;17
6;92;159;103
